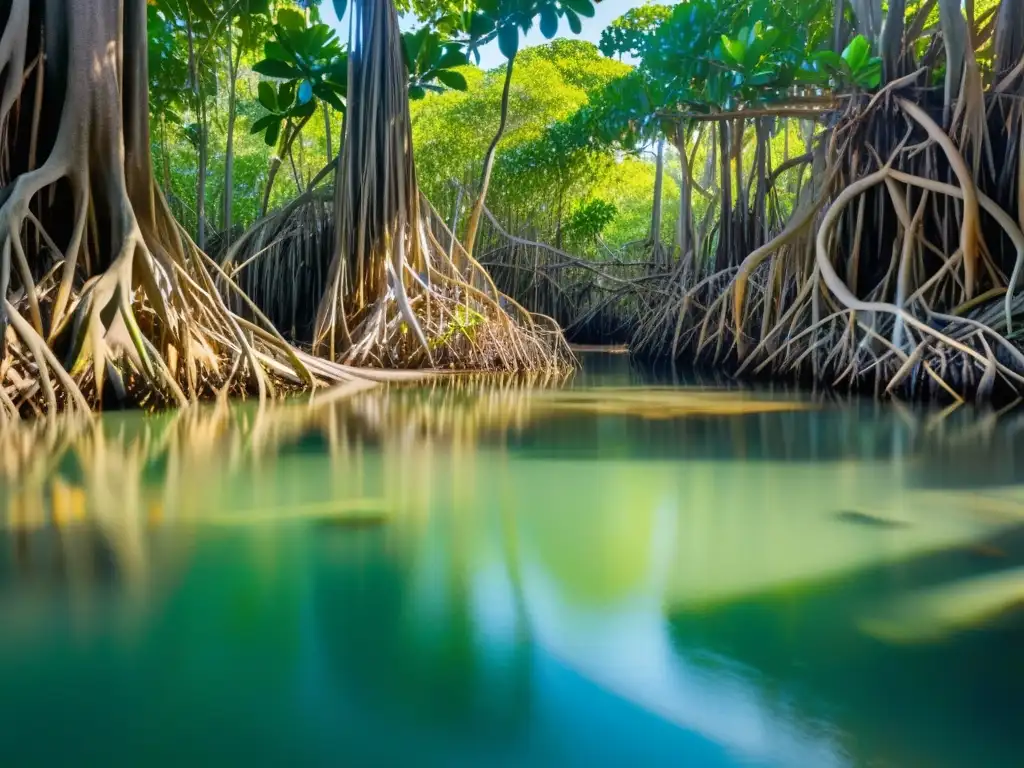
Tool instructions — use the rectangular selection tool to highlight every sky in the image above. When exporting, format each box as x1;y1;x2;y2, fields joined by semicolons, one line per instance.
319;0;655;70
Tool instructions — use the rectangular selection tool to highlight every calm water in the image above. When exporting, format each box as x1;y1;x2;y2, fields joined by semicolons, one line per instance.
3;353;1024;766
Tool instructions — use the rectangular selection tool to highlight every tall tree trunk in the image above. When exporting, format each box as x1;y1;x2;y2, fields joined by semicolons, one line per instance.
161;113;172;196
649;137;666;265
463;57;515;261
448;184;464;259
260;116;311;216
223;22;242;249
753;118;768;250
672;125;692;261
198;105;208;250
310;0;565;370
555;188;565;250
718;119;732;271
323;102;334;164
184;11;206;249
0;0;318;415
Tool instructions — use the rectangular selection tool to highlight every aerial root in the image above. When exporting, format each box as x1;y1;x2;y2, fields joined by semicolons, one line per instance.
225;191;572;373
0;185;365;420
631;94;1024;402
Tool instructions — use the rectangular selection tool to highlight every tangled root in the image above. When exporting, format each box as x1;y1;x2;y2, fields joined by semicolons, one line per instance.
224;188;573;372
0;0;385;420
633;86;1024;403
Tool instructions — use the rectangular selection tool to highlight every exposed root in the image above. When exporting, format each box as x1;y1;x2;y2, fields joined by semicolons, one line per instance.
632;89;1024;403
0;0;387;420
222;189;573;372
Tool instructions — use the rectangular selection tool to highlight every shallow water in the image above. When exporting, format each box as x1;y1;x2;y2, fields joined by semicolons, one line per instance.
3;353;1024;766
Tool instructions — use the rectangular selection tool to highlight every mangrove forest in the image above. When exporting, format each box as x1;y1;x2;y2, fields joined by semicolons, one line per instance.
2;0;1024;418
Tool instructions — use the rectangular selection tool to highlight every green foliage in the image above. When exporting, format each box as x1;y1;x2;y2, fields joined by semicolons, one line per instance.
402;27;472;99
806;35;882;89
563;199;618;246
442;0;600;64
250;8;347;146
599;3;674;59
410;41;666;254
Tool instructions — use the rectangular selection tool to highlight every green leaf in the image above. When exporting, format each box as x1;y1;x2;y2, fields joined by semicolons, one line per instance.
435;69;468;90
841;35;870;72
476;0;499;16
265;118;282;147
498;24;519;60
277;8;304;31
409;84;427;100
298;80;314;105
403;28;428;72
313;82;346;112
253;58;301;79
854;59;882;88
250;114;278;134
564;8;582;35
264;41;290;62
745;70;776;86
436;47;469;69
468;12;496;38
332;0;347;23
563;0;595;19
257;81;277;111
291;99;317;119
540;5;558;39
720;35;746;66
329;56;349;85
278;81;296;109
813;50;844;72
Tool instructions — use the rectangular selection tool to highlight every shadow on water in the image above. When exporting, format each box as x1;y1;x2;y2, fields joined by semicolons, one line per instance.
0;353;1024;764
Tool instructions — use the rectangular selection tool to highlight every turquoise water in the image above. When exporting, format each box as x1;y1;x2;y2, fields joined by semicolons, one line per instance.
2;353;1024;766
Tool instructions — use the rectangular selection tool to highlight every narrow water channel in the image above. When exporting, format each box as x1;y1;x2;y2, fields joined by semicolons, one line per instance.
2;352;1024;766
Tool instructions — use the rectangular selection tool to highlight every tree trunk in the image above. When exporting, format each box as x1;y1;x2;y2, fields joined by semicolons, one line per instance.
672;125;692;261
650;137;665;265
718;119;732;270
223;22;242;249
323;102;334;164
0;0;321;416
260;116;311;216
448;184;464;259
161;113;172;196
463;57;516;261
555;188;564;250
310;0;565;371
184;12;206;249
197;103;208;251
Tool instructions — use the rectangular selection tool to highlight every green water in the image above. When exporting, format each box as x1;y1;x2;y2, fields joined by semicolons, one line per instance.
3;353;1024;767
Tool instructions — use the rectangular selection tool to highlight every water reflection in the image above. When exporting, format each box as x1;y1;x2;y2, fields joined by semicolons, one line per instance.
1;366;1024;765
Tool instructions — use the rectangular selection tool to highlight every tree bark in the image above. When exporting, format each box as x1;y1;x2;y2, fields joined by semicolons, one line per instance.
650;137;666;265
223;19;242;248
0;0;321;415
718;119;732;271
463;57;516;261
198;107;208;250
323;102;334;165
260;115;312;216
672;125;692;261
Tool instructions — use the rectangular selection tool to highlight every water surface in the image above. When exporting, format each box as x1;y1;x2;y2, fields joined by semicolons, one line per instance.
3;353;1024;767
